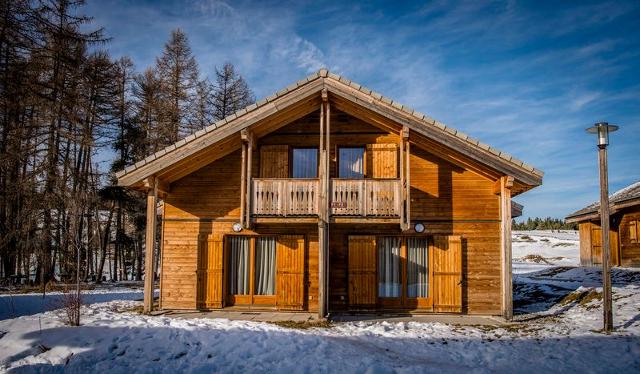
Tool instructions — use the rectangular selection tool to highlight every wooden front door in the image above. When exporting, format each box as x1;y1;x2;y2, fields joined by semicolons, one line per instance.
348;236;377;308
276;235;305;310
432;235;462;313
196;234;224;309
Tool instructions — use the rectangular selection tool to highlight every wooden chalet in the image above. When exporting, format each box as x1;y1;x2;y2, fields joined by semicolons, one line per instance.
566;181;640;268
116;69;543;319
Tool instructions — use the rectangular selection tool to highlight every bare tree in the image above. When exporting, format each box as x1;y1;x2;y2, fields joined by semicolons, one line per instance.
211;63;255;121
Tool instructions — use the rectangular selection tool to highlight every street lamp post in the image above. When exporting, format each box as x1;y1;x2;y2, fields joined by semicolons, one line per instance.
586;121;618;333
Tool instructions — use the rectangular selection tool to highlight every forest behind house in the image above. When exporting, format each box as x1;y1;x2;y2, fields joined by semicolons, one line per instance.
0;0;255;287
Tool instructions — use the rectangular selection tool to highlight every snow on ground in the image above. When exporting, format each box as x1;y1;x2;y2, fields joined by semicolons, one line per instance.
513;230;580;274
0;286;146;321
0;231;638;373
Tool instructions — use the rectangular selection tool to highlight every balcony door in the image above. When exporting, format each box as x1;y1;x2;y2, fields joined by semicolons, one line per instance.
226;235;305;309
226;236;277;306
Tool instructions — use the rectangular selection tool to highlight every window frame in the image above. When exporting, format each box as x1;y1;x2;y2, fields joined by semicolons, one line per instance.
290;147;319;179
376;235;433;310
337;145;367;179
225;235;278;306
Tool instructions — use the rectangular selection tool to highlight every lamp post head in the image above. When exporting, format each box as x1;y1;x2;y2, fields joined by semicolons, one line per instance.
586;121;618;147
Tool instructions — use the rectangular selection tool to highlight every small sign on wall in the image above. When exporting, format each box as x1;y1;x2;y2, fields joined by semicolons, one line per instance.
331;201;347;208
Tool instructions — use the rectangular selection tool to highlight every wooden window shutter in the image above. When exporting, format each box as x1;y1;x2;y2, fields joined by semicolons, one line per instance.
630;220;638;242
197;234;224;309
366;144;397;178
276;235;305;310
348;235;377;307
260;145;289;178
432;235;462;313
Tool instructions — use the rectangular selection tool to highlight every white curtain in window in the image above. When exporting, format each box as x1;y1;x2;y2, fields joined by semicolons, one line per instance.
292;148;318;178
255;237;276;295
339;148;364;178
407;237;428;298
228;236;250;295
378;237;401;297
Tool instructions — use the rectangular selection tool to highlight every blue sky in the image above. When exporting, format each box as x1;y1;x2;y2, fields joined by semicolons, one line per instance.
86;0;640;220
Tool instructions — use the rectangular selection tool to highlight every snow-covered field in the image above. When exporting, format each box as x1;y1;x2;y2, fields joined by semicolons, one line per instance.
513;230;580;273
0;231;639;373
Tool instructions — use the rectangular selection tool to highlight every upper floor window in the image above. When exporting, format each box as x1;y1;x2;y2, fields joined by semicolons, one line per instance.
339;147;365;178
292;148;318;178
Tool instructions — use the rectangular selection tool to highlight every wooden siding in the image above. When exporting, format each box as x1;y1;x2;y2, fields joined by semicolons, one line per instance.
260;145;289;178
276;235;306;310
162;109;505;315
432;236;462;313
579;220;621;267
348;236;377;307
196;234;224;308
366;143;397;178
619;207;640;267
579;222;593;266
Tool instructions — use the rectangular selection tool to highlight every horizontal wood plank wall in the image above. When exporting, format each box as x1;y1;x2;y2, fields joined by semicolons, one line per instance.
259;109;400;179
162;148;320;310
162;109;504;314
618;207;640;267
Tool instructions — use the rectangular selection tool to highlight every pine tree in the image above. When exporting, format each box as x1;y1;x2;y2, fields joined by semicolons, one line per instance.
211;62;254;121
155;28;200;144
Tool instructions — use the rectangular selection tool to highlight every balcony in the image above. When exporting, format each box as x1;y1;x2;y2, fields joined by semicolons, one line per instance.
251;178;401;218
252;178;319;216
330;179;401;217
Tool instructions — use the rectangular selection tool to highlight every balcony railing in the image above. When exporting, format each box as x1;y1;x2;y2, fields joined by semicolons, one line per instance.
330;179;401;217
252;178;319;216
251;178;401;218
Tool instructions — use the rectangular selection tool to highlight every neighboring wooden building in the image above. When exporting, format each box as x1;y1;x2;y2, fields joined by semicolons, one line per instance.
117;69;543;319
566;181;640;268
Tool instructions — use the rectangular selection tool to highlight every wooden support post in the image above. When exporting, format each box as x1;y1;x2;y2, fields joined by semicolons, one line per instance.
240;140;247;227
500;175;514;320
143;176;158;314
404;130;411;230
245;131;253;228
400;126;410;230
598;145;613;332
318;90;329;319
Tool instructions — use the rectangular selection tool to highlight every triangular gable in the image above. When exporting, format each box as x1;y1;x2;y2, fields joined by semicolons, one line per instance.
117;69;543;190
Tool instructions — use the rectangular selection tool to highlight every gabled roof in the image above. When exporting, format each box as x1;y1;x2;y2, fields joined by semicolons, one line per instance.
116;69;543;189
566;180;640;223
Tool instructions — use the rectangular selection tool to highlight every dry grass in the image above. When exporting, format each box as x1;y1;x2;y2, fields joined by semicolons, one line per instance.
515;235;535;242
120;305;145;314
559;288;602;310
270;319;334;329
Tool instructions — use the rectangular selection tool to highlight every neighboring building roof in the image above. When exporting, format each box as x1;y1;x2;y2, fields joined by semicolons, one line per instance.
566;180;640;223
512;201;524;218
116;69;543;189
